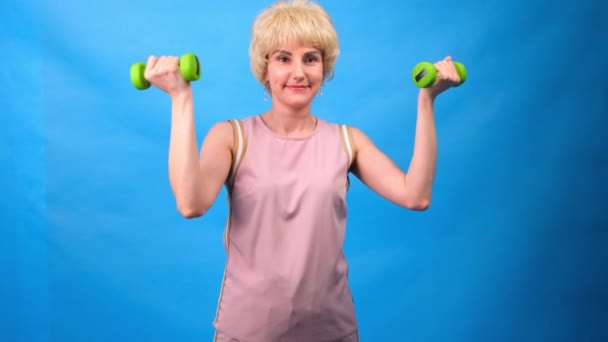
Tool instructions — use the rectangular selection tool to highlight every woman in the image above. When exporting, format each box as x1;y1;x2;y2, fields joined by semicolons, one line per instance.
144;1;461;341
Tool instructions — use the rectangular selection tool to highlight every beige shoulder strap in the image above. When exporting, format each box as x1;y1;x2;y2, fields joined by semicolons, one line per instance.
339;124;356;191
227;119;247;189
339;124;355;169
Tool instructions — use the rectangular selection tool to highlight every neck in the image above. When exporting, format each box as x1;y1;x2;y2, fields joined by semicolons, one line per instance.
261;101;317;137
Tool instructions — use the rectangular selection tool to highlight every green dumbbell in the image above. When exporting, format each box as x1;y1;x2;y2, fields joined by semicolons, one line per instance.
130;53;202;90
412;61;467;88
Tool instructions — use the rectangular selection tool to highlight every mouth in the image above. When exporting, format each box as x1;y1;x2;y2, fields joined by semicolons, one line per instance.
285;85;309;91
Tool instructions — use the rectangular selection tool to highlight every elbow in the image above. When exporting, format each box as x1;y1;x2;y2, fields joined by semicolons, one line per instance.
410;200;431;211
402;197;431;211
176;202;207;219
179;208;204;219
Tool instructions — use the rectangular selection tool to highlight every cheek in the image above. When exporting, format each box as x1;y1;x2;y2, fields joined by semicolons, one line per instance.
269;71;287;84
312;66;324;82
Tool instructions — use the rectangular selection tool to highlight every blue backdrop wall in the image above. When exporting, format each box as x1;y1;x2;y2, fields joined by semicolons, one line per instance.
2;0;607;341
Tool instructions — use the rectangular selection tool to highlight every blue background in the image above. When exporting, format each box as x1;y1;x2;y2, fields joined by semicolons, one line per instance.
2;0;607;341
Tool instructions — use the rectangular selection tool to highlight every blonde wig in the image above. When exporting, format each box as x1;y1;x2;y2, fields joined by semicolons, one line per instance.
249;0;340;90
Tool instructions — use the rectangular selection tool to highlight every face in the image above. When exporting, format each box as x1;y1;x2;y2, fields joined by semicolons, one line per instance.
265;42;324;110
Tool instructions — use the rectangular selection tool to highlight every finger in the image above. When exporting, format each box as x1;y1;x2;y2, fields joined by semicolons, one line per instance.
145;55;159;79
436;60;458;83
165;56;180;71
448;63;460;83
146;55;158;71
441;63;458;83
157;56;179;74
441;61;456;79
435;60;449;77
156;56;168;71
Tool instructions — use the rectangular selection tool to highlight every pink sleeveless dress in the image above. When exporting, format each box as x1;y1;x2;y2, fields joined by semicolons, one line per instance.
213;115;358;342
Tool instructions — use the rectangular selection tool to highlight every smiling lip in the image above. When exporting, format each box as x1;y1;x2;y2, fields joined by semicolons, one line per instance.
286;85;308;91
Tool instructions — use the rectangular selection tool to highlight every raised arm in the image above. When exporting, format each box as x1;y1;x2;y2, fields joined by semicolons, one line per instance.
168;92;233;218
145;55;233;218
349;56;461;211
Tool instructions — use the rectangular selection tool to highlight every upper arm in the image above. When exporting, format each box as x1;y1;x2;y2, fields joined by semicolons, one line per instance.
196;121;235;211
348;127;418;209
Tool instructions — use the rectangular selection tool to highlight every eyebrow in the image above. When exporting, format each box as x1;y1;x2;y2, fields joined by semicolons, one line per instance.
272;49;321;56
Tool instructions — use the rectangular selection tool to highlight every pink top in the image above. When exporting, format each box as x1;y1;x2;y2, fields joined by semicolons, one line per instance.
213;115;358;342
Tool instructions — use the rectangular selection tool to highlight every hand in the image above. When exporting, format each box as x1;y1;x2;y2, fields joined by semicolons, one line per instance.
423;56;461;99
144;55;191;98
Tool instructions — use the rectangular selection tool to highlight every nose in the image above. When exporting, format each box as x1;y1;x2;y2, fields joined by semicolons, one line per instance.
292;60;304;79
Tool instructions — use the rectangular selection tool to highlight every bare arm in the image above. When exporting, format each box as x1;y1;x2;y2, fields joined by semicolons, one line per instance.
350;56;461;211
168;90;233;218
144;55;233;218
350;92;435;210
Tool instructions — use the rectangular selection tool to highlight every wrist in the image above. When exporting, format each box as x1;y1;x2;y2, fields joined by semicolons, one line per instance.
170;86;193;104
170;87;194;118
418;88;436;104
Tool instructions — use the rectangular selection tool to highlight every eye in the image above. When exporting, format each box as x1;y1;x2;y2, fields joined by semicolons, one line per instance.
276;55;290;63
305;55;320;64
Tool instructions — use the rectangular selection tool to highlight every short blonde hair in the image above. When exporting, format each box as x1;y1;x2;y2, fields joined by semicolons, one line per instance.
249;0;340;88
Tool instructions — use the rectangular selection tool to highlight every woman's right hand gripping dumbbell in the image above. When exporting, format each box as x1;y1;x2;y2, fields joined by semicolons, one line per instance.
144;55;191;98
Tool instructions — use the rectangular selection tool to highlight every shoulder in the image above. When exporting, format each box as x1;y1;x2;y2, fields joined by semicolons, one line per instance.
345;126;374;160
211;115;256;135
205;115;256;152
319;120;375;166
322;119;372;155
204;121;233;153
346;126;370;145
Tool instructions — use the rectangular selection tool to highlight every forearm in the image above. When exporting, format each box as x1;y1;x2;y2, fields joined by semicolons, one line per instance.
404;90;438;205
168;87;203;212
